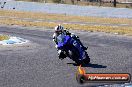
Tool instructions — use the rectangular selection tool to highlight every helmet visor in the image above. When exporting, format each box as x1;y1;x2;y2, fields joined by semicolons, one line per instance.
55;30;62;34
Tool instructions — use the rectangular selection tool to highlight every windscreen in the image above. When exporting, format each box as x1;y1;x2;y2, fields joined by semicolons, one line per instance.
57;34;66;44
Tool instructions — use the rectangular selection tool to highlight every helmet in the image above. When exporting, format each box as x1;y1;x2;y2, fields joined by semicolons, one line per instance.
54;24;64;34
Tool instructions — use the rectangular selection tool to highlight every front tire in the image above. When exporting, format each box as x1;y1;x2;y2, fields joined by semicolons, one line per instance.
58;50;67;59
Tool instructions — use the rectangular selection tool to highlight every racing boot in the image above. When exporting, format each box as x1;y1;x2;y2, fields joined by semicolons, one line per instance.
82;46;88;50
77;39;88;50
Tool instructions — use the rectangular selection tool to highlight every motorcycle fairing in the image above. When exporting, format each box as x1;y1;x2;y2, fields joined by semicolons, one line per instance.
57;34;85;60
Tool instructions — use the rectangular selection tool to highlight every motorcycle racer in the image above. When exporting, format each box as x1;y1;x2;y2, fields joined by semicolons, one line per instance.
53;24;87;59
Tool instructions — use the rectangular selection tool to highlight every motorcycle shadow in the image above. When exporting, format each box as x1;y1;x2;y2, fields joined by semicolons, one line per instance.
67;63;107;68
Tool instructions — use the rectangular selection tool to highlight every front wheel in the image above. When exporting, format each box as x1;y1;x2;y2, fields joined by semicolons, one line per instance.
58;50;67;59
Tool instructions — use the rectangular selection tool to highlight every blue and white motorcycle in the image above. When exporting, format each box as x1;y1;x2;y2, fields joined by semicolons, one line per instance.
56;34;90;65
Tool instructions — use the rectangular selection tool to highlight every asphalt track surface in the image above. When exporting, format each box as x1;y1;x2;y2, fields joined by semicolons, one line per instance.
0;26;132;87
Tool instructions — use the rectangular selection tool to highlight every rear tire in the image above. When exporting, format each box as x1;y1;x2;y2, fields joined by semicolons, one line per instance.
83;52;90;64
68;46;81;65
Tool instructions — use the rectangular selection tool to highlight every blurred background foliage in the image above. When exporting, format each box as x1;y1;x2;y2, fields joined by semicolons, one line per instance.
15;0;132;8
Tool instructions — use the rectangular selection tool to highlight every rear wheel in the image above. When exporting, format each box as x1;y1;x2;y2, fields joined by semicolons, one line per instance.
68;46;81;65
83;52;90;64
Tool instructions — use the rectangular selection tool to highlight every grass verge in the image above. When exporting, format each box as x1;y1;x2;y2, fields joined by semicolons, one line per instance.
0;10;132;36
0;10;132;25
0;35;9;41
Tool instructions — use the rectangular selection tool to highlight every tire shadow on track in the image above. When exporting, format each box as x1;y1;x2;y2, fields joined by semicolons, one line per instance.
67;63;107;68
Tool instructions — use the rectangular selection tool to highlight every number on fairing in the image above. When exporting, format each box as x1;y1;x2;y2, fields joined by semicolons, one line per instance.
73;41;77;46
